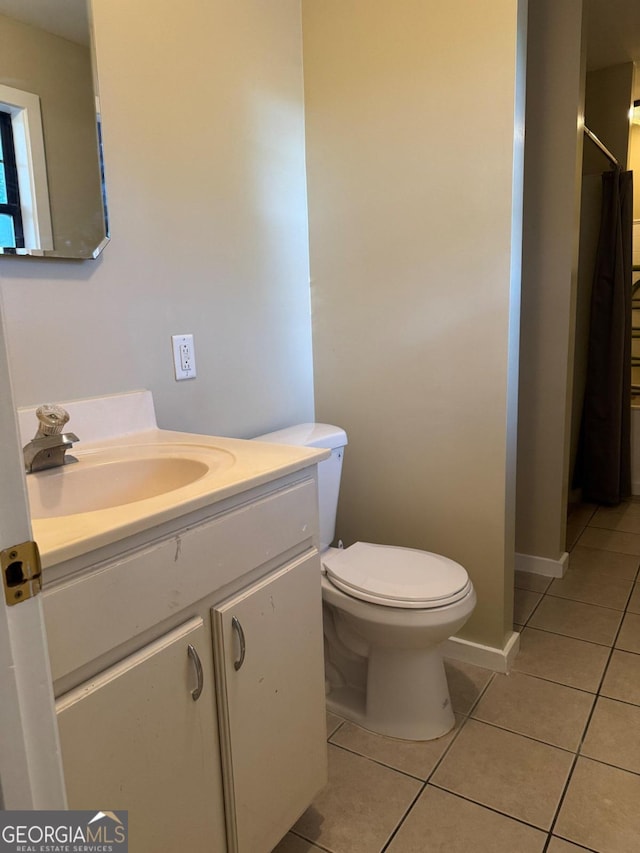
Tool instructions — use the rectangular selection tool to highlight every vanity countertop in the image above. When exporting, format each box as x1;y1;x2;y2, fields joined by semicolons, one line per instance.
30;428;327;568
19;392;327;568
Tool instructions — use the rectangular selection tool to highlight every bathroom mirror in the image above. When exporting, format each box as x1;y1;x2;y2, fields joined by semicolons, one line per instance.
0;0;109;259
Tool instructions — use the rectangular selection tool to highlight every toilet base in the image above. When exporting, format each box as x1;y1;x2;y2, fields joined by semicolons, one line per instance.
326;644;455;741
326;685;366;725
367;644;454;740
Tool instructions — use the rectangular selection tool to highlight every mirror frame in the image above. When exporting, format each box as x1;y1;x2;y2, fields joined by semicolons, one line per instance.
0;0;109;260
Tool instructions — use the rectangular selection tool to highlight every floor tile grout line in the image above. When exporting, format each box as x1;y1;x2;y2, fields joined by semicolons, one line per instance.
378;675;501;850
378;783;427;852
592;691;640;710
516;590;546;629
326;719;345;740
568;521;597;544
547;569;635;593
538;590;634;612
320;674;501;852
519;510;633;845
555;558;640;586
320;715;435;853
543;745;583;843
587;520;640;537
425;781;557;836
568;515;640;554
513;587;552;599
384;675;585;845
515;623;617;690
377;700;494;853
325;739;434;783
516;620;623;649
516;582;612;686
566;504;598;546
512;526;640;777
285;828;333;852
576;752;640;780
558;509;640;597
588;501;640;533
327;704;475;785
562;545;640;572
532;593;629;615
518;621;626;654
500;660;603;696
544;746;640;851
467;709;592;755
542;505;640;848
612;644;640;656
543;831;599;853
558;555;639;573
459;668;497;718
589;572;640;698
574;528;640;706
571;541;640;563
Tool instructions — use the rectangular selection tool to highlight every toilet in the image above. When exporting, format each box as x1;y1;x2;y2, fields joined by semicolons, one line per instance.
253;423;476;741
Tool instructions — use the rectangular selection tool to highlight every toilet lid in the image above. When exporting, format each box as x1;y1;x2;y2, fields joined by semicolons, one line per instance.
322;542;471;609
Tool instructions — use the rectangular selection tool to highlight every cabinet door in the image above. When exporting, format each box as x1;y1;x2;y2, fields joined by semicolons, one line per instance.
56;617;227;853
213;551;327;853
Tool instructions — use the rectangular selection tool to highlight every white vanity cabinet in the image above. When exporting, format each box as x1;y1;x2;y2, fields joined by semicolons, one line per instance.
56;617;226;853
43;469;327;853
213;551;327;853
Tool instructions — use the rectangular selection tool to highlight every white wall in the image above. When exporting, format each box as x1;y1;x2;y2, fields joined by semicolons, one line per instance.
0;0;314;439
0;13;104;258
303;0;526;650
516;0;585;569
583;62;634;173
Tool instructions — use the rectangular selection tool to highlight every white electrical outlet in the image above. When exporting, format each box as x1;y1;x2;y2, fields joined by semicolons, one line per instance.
172;334;197;380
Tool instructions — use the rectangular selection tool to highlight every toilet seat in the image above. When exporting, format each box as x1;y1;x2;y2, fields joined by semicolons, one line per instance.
322;542;471;609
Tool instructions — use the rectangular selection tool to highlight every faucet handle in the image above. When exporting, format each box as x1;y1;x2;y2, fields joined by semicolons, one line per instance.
34;404;70;438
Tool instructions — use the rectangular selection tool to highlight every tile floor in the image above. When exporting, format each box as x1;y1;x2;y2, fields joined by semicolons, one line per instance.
273;501;640;852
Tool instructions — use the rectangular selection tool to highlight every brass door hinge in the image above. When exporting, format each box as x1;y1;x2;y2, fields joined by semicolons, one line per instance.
2;540;42;605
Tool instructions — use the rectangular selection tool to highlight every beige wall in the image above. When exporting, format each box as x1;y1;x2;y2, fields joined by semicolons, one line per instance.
303;0;526;649
583;63;634;173
630;124;640;221
0;0;314;439
516;0;585;565
633;64;640;222
0;13;103;257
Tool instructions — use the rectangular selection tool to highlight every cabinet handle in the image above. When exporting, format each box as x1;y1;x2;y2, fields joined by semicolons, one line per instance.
187;643;203;701
232;616;246;671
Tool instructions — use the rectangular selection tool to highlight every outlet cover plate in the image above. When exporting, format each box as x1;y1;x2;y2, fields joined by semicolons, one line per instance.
172;334;197;380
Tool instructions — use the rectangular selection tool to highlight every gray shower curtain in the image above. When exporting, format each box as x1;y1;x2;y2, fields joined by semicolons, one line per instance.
577;168;633;505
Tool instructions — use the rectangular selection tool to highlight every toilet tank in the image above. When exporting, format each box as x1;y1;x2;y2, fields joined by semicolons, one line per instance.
253;423;347;551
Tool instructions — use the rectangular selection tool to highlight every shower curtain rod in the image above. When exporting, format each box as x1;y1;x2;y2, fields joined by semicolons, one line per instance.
583;125;620;167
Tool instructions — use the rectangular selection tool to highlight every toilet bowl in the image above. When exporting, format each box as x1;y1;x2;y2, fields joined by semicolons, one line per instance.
321;543;476;740
253;424;476;741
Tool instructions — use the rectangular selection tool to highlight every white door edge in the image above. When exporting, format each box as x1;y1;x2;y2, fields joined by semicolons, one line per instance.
0;291;66;809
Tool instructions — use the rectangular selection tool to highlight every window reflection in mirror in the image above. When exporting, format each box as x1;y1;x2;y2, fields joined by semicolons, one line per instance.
0;0;109;259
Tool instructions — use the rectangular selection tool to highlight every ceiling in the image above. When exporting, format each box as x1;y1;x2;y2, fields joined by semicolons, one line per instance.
0;0;88;46
0;1;637;86
586;0;640;84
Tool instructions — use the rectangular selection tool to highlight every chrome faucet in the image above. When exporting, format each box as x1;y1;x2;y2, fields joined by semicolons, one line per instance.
23;405;79;473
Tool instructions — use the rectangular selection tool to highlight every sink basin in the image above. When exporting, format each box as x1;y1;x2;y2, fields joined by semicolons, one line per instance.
27;443;236;519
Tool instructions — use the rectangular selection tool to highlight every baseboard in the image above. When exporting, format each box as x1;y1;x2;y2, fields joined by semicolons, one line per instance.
515;550;569;579
442;630;520;674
